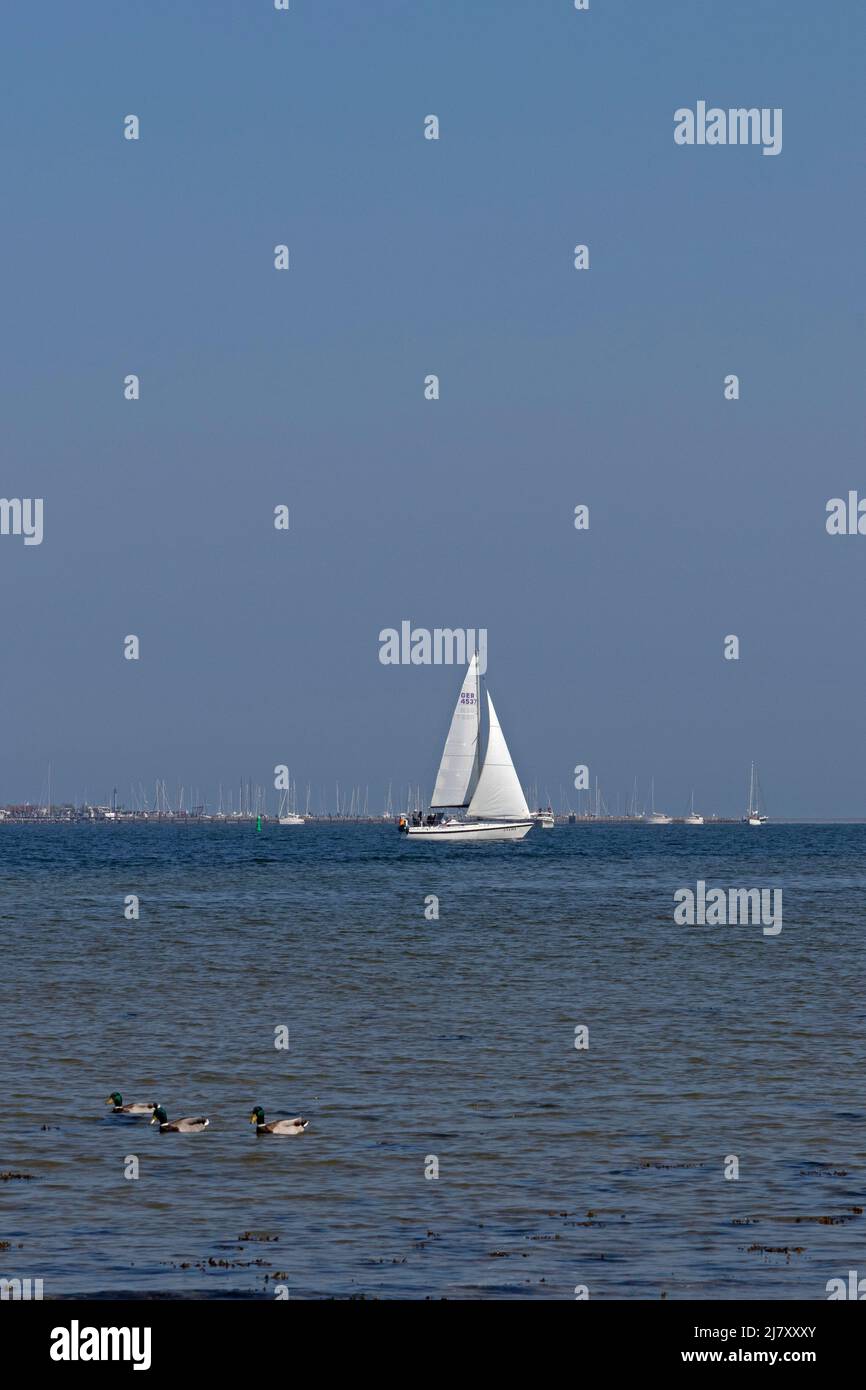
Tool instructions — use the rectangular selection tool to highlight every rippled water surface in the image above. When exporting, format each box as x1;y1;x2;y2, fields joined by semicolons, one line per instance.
0;821;863;1299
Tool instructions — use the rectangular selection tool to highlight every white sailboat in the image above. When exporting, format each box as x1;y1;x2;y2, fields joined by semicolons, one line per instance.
278;777;305;826
744;761;768;825
529;780;555;827
684;790;704;825
399;655;534;842
644;778;672;825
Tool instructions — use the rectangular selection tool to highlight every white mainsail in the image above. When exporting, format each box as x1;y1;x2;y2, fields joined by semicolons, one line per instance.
430;655;481;808
466;692;530;821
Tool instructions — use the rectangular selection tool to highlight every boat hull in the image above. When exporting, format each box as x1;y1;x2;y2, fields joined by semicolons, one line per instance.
403;819;533;842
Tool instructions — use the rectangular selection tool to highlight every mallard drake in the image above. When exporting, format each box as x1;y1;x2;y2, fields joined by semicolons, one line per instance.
249;1106;308;1136
150;1105;209;1133
106;1092;156;1115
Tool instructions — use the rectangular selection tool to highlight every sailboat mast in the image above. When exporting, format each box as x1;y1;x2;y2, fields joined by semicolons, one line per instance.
476;650;482;787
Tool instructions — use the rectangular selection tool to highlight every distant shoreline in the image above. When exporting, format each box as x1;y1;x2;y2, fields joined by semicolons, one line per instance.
2;816;864;827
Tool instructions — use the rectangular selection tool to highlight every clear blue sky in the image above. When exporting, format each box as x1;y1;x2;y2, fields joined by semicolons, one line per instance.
1;1;863;815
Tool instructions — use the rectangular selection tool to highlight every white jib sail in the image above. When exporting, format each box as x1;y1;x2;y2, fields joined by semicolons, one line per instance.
466;691;530;820
430;655;481;808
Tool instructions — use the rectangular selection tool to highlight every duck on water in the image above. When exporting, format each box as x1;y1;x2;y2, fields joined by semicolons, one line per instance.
105;1092;155;1115
150;1106;210;1133
249;1106;309;1136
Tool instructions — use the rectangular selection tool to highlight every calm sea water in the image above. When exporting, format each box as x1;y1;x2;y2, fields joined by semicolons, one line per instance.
0;821;863;1300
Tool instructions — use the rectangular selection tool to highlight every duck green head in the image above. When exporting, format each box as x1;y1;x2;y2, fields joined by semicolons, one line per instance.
106;1092;123;1106
250;1106;265;1125
150;1105;168;1126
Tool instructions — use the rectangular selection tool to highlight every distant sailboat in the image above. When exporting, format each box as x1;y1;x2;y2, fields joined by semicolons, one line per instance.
399;655;534;841
744;762;768;825
684;790;704;825
644;778;672;825
278;777;305;826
